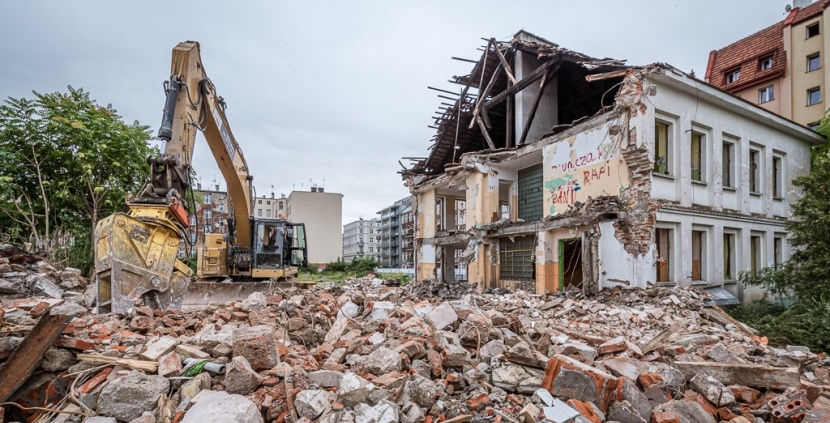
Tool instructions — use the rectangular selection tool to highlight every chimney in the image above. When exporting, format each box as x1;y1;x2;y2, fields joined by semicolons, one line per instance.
794;0;814;8
215;183;219;191
311;187;318;193
319;187;325;193
197;182;201;190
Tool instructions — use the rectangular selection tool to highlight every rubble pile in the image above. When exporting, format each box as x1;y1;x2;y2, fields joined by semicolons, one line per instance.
0;244;95;306
1;270;830;422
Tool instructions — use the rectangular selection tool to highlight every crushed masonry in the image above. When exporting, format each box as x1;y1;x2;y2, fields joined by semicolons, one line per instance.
1;247;830;422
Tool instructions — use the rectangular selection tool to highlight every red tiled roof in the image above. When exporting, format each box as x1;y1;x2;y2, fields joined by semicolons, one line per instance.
706;21;786;92
706;1;830;93
789;0;830;25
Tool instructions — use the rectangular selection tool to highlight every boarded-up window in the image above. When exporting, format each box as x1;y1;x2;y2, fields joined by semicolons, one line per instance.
499;236;535;280
518;164;543;221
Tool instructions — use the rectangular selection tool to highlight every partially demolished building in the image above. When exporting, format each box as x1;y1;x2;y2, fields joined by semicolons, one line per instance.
402;31;823;301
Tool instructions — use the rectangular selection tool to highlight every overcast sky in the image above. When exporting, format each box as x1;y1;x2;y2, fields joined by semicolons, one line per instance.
0;1;791;226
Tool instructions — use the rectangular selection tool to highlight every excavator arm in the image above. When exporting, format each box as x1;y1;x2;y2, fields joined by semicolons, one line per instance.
94;41;256;313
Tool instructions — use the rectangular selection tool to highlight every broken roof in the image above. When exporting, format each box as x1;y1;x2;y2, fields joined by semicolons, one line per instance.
405;31;629;176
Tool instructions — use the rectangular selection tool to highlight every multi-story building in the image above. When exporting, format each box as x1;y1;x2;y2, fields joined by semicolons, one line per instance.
342;218;381;262
180;183;231;258
286;187;343;267
403;32;822;302
377;197;413;268
253;189;288;220
706;0;830;128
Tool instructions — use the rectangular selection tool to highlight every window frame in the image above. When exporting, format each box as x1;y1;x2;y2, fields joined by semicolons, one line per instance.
725;69;741;85
807;22;820;39
691;229;708;283
690;130;706;183
772;153;785;199
722;138;737;190
808;53;821;72
759;85;775;103
759;56;773;71
654;119;673;176
749;147;762;195
808;87;822;106
723;230;738;281
750;232;764;277
655;226;675;283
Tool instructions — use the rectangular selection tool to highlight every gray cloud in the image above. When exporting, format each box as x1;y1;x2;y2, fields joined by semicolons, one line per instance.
0;0;786;224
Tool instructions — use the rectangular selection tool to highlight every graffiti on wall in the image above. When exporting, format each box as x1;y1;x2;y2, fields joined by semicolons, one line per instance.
543;128;629;215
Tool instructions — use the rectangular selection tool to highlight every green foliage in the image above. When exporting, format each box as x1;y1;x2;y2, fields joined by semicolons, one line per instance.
0;86;153;271
323;257;380;276
730;299;830;353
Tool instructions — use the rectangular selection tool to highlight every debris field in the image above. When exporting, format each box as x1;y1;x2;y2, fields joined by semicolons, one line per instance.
1;246;829;423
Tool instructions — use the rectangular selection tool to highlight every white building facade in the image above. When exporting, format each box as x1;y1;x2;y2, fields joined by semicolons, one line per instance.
342;218;381;262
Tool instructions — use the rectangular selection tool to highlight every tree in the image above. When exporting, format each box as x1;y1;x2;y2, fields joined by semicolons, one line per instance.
0;87;153;271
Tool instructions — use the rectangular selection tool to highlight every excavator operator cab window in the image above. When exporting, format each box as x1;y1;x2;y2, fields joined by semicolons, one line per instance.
289;224;308;267
254;222;285;269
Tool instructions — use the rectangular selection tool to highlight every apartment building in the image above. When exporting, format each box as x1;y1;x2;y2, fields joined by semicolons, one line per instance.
180;183;231;258
403;32;822;302
253;191;288;220
377;197;414;268
286;187;343;266
706;0;830;127
342;218;381;262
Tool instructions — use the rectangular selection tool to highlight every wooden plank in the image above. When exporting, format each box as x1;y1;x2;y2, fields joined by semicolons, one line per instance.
0;310;71;401
673;361;801;390
490;38;516;85
468;64;503;129
585;69;629;82
709;305;757;337
640;319;686;354
77;354;158;372
476;116;497;150
549;324;608;346
482;58;560;111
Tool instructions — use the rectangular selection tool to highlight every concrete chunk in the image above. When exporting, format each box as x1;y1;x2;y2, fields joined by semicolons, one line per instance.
180;390;263;423
426;302;457;331
97;371;170;422
141;335;180;361
295;389;334;419
232;325;278;371
223;356;263;395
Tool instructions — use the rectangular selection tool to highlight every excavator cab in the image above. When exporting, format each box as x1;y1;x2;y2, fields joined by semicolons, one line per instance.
252;219;307;271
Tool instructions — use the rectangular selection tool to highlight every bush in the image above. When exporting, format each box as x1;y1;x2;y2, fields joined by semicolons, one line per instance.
322;257;379;277
730;299;830;353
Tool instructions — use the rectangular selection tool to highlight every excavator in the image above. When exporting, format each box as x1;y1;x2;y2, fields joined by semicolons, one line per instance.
94;41;308;314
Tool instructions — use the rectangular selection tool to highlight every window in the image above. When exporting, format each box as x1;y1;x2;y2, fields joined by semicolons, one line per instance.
656;228;673;282
654;121;671;175
726;69;740;84
690;131;704;182
810;121;822;130
190;232;196;243
808;22;820;38
266;201;271;205
808;87;822;105
266;209;272;217
204;210;212;220
749;148;761;193
691;230;706;281
750;233;763;277
773;155;783;198
204;194;211;204
808;53;821;72
258;200;262;204
279;203;284;210
774;235;784;269
204;225;211;234
723;232;737;280
218;204;225;213
759;86;774;103
759;56;773;71
257;209;262;217
190;215;196;226
722;140;736;189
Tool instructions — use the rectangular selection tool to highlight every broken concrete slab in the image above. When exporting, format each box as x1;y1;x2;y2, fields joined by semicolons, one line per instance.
426;302;457;331
97;371;170;422
364;346;402;375
295;389;335;419
673;361;801;390
180;390;263;423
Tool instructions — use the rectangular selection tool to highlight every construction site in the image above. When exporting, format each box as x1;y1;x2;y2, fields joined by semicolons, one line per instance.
3;2;830;423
